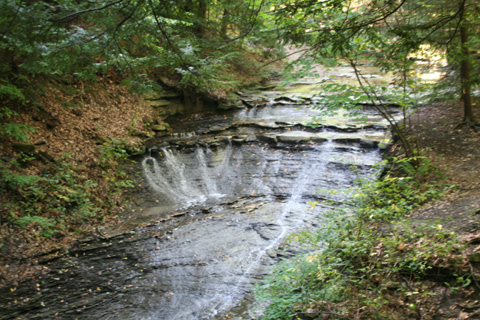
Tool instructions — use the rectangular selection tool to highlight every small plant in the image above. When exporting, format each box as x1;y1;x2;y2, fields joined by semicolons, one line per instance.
98;138;130;168
14;216;59;237
97;138;135;191
0;83;36;142
0;106;36;143
1;158;103;237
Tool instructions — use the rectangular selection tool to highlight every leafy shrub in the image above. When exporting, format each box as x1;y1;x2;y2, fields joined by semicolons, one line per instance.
1;159;101;236
0;83;36;142
255;158;468;319
14;216;60;237
0;137;137;237
98;138;135;190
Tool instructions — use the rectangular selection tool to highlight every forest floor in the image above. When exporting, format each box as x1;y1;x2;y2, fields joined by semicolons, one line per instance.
0;79;158;288
409;101;480;319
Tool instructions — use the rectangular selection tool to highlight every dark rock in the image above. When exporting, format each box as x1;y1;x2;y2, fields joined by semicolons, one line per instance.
359;139;379;148
13;143;35;154
333;137;361;144
35;151;55;163
311;136;327;143
255;84;277;90
274;96;297;102
241;100;255;108
171;212;187;218
218;100;244;110
258;134;278;144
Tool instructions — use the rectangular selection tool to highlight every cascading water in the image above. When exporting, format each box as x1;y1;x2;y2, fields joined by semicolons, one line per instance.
125;138;382;320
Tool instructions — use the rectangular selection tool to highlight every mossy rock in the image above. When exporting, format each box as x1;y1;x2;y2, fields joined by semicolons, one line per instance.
151;123;170;132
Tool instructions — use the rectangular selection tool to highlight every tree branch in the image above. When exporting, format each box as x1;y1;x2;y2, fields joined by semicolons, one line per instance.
147;0;189;70
52;0;125;23
312;0;409;32
218;0;266;44
348;58;416;158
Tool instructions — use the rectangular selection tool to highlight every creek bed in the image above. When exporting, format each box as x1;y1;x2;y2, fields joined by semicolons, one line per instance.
0;94;393;320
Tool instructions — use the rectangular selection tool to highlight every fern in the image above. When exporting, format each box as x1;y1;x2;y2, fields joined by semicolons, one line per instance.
2;170;42;190
0;84;26;104
14;216;59;237
0;122;36;142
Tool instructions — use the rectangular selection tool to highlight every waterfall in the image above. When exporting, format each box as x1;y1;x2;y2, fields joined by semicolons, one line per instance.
142;144;280;208
142;145;244;207
194;147;220;197
142;147;210;207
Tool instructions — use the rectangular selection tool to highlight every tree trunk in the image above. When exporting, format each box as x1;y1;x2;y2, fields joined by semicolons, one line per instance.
459;7;474;124
221;8;229;37
184;0;207;36
197;0;207;36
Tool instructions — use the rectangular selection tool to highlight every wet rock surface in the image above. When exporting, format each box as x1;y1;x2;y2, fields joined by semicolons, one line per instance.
0;84;394;320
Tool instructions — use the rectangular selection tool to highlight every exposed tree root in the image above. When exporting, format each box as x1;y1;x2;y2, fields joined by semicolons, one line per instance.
454;121;480;132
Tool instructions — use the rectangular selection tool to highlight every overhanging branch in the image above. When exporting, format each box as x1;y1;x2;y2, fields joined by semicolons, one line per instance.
52;0;126;23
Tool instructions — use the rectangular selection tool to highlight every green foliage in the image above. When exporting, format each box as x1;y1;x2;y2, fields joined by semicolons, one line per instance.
0;140;137;238
0;0;281;105
0;83;25;104
349;157;450;223
272;0;480;153
255;158;468;319
2;167;42;190
1;158;101;236
0;82;35;142
14;216;59;237
98;138;135;190
0;120;36;142
98;138;129;167
176;50;244;94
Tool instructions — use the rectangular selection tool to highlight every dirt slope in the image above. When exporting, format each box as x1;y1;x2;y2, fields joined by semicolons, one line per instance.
410;101;480;319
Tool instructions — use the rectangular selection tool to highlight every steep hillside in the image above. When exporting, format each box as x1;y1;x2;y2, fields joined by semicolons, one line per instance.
0;76;162;286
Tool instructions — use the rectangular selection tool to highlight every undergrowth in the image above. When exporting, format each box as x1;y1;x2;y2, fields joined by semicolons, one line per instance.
0;139;135;238
255;157;473;319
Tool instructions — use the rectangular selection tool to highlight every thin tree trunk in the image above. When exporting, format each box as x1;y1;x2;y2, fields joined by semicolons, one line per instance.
197;0;207;36
459;10;474;124
221;8;229;37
